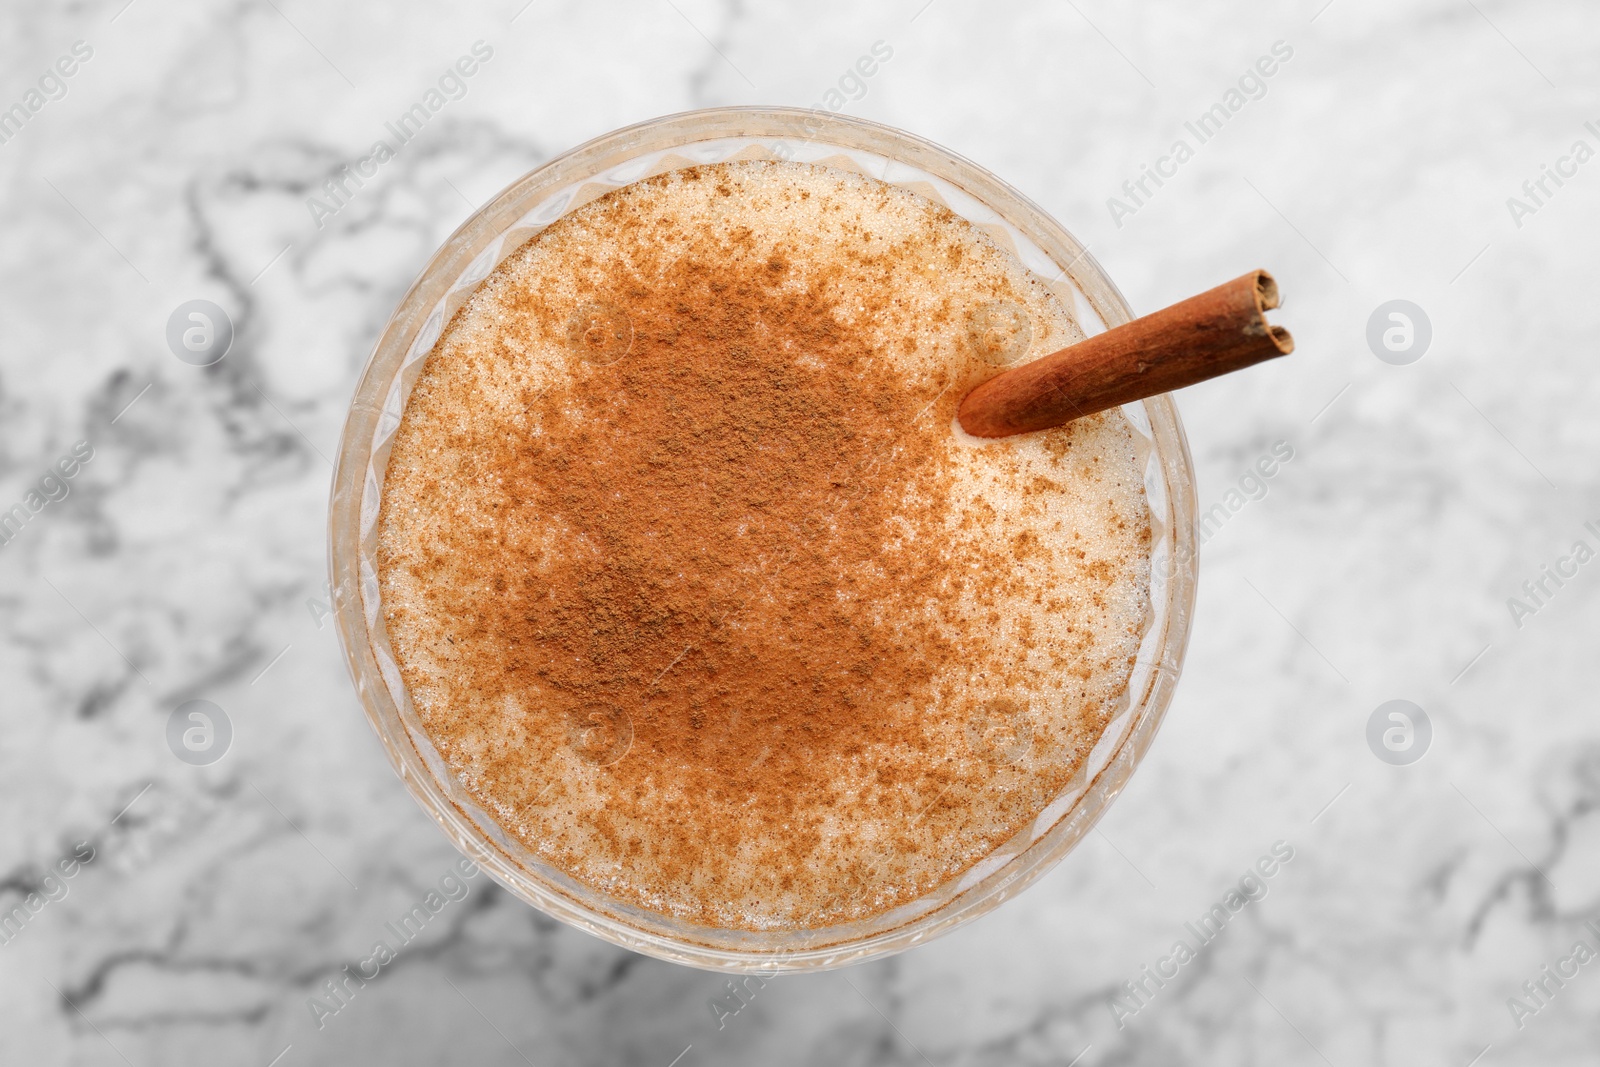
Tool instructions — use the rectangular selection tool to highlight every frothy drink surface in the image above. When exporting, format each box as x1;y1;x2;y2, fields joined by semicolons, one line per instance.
377;160;1151;930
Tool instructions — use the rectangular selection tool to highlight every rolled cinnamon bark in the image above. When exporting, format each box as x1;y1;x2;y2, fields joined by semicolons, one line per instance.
957;270;1293;438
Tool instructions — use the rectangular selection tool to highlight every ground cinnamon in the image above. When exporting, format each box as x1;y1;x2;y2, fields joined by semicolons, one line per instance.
377;161;1153;928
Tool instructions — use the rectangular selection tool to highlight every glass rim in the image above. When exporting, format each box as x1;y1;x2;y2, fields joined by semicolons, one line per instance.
328;106;1199;972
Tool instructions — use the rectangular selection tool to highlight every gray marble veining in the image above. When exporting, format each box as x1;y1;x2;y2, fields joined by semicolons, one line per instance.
2;0;1597;1063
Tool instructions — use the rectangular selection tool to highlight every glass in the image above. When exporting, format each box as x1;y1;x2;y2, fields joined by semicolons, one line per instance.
328;107;1199;972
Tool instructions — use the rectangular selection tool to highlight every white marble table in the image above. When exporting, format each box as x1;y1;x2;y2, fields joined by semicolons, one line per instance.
1;0;1596;1063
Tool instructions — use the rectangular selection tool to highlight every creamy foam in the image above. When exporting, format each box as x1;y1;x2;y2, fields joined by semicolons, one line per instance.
377;160;1152;930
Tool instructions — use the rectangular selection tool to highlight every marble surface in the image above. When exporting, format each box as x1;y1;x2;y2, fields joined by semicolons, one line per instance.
2;0;1598;1063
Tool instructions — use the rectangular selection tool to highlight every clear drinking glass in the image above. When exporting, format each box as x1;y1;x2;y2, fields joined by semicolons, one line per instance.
328;107;1198;973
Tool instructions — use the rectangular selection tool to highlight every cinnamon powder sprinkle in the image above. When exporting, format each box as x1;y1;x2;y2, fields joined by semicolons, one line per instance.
377;161;1152;930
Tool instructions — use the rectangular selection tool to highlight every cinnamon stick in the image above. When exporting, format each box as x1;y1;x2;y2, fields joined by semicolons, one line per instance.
957;270;1293;438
